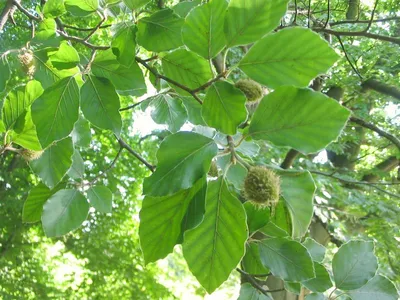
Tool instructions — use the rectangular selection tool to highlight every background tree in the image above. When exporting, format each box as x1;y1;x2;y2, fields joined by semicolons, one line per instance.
0;0;399;299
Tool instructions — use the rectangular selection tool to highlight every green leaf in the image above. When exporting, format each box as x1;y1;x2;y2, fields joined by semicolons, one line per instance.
332;240;378;290
87;186;113;214
143;132;217;197
65;0;98;16
22;183;63;223
306;294;326;300
2;80;43;130
33;19;58;42
239;28;339;88
285;282;301;294
91;50;146;96
260;222;289;238
238;283;271;300
183;178;248;293
162;49;213;95
347;275;399;300
249;86;351;154
180;96;205;125
182;0;227;59
49;42;80;70
43;0;67;18
216;154;248;190
224;0;289;47
303;238;326;263
140;179;205;264
11;110;42;151
33;50;79;89
242;243;270;276
72;116;91;148
31;77;79;148
0;58;10;93
111;23;137;67
30;138;74;189
123;0;150;10
270;201;292;235
279;170;316;238
179;178;207;243
67;149;85;180
80;75;122;136
42;189;89;237
202;81;247;135
302;263;332;293
137;9;184;52
259;238;315;282
244;202;270;234
146;94;188;133
172;0;201;18
237;141;260;158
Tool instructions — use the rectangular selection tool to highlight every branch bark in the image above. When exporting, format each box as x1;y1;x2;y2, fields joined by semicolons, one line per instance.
361;78;400;102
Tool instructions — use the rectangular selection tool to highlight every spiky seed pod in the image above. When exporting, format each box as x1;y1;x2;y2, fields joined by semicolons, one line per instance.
234;79;264;102
244;166;280;208
18;50;35;76
208;161;219;177
20;149;43;161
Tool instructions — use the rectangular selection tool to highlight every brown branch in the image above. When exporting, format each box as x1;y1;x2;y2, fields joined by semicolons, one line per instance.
314;27;400;45
89;146;123;186
135;56;204;105
236;269;284;295
364;0;380;32
62;23;112;32
330;16;400;26
117;138;155;172
311;170;400;199
350;117;400;150
84;11;106;41
191;73;225;93
361;79;400;102
336;35;363;79
11;0;41;21
57;30;110;50
0;0;14;31
362;156;399;183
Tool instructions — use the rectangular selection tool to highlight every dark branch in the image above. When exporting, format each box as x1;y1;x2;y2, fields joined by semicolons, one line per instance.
314;27;400;45
57;30;110;50
117;138;155;172
236;269;284;295
0;0;15;31
330;16;400;26
361;79;400;102
350;116;400;150
336;36;363;79
89;146;123;185
62;23;112;32
280;149;300;169
12;0;41;21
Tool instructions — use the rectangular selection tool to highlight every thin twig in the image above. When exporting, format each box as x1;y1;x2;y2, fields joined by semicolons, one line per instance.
293;0;298;24
310;171;400;199
84;11;106;41
57;30;110;50
307;0;311;28
135;57;203;105
330;16;400;26
336;35;363;79
324;0;330;28
314;27;400;45
89;146;123;185
117;137;155;172
63;23;112;31
364;0;379;32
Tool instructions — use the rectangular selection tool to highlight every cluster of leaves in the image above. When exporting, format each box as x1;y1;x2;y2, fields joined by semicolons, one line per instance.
0;0;399;299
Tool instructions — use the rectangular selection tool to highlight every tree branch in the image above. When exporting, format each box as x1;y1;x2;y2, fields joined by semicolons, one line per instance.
135;57;204;105
314;27;400;45
310;170;400;199
330;16;400;26
361;78;400;102
11;0;41;21
236;269;284;295
57;30;110;50
117;138;155;172
0;0;15;31
350;116;400;150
